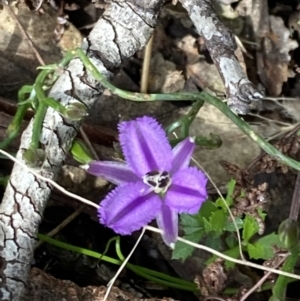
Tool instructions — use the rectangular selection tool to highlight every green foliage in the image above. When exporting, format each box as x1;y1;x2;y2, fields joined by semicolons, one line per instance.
71;139;93;164
206;209;227;235
172;231;204;260
173;179;239;261
278;218;300;249
23;148;46;167
247;233;282;260
224;217;243;232
206;246;240;269
242;214;259;243
173;179;286;265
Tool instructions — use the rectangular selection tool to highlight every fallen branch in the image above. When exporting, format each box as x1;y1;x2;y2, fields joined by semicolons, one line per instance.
180;0;263;114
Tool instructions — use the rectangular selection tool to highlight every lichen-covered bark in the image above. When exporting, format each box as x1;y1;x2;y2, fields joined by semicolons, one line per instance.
0;1;162;300
180;0;263;114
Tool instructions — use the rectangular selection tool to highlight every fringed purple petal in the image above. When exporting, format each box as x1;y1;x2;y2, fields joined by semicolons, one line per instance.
99;181;161;235
171;137;195;173
166;167;208;214
156;204;178;248
86;160;139;185
118;116;173;176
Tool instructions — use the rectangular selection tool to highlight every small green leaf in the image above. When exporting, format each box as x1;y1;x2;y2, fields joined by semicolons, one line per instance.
206;246;240;269
223;217;243;232
199;200;217;219
179;214;203;235
71;140;93;164
205;235;222;250
183;227;204;235
172;230;204;261
247;233;283;260
203;217;212;232
257;208;267;220
64;102;88;121
247;243;265;260
255;232;284;248
225;179;236;206
23;148;46;167
225;233;238;249
215;179;236;210
209;209;226;234
180;214;201;227
242;215;259;243
194;133;222;149
215;197;226;210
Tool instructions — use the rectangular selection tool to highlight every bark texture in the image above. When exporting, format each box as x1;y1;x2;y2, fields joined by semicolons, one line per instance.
0;1;162;300
180;0;263;114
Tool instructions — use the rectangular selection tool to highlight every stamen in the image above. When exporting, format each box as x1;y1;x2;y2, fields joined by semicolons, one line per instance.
143;170;172;193
158;176;170;188
147;170;160;176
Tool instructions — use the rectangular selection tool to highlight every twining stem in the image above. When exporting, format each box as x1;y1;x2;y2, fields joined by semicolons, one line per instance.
166;99;204;137
180;98;204;138
0;52;75;151
0;86;34;150
199;93;300;171
29;52;77;150
75;48;300;171
165;99;221;148
30;70;53;149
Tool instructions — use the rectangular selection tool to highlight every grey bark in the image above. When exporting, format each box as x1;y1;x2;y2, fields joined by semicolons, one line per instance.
180;0;263;114
0;1;162;300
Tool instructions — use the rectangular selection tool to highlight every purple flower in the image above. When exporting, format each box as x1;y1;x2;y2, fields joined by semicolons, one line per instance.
85;116;208;248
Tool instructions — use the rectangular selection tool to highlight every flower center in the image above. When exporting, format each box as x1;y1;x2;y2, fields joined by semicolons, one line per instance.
143;170;172;194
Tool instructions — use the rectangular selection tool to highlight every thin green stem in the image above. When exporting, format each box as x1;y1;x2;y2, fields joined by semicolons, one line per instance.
29;52;78;150
28;53;75;150
1;53;75;151
165;99;221;148
75;48;300;171
270;246;300;301
98;236;119;263
180;99;204;137
0;88;35;150
128;265;198;291
199;93;300;171
30;70;49;150
114;237;196;288
0;105;29;150
38;233;122;265
29;106;47;150
165;99;204;138
41;98;67;115
38;234;197;291
37;234;291;295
